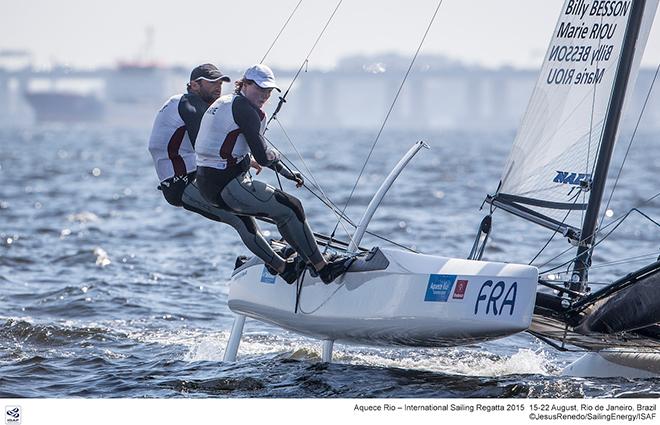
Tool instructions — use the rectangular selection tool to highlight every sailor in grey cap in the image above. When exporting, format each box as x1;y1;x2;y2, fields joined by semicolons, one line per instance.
148;62;231;207
194;64;352;284
187;63;231;103
190;63;231;81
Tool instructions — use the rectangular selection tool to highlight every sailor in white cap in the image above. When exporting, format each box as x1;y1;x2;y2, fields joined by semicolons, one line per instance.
148;63;280;272
195;64;352;284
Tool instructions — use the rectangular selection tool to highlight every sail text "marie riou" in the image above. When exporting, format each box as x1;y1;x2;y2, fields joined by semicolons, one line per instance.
557;22;618;40
547;67;605;85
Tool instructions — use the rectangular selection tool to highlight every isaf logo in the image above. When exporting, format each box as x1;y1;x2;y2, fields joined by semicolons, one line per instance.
474;280;517;316
5;406;21;425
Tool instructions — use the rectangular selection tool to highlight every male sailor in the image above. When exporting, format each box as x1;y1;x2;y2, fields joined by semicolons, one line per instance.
148;63;231;207
195;64;352;284
148;63;286;275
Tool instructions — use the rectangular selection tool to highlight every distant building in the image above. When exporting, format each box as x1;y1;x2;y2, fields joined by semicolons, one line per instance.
1;53;658;131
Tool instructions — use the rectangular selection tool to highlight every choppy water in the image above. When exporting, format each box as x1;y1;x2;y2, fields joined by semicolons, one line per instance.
1;124;659;398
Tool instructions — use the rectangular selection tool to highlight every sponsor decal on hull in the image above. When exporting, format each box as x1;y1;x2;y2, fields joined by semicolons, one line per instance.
453;279;468;299
424;274;456;302
260;266;276;284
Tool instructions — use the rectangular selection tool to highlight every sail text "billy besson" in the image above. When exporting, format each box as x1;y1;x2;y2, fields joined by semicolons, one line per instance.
558;0;630;40
565;0;630;21
548;44;613;67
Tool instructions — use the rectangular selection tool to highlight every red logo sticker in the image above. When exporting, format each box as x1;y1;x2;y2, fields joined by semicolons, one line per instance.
453;279;468;299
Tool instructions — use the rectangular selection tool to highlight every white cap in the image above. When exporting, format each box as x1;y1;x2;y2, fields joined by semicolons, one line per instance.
244;64;281;92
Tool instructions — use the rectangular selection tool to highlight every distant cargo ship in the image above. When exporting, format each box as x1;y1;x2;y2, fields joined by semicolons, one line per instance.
21;62;187;126
23;90;104;123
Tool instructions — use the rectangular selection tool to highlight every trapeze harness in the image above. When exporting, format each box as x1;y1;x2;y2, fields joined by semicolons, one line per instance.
195;93;325;270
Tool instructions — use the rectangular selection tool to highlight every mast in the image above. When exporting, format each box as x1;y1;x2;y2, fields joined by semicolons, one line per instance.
571;0;647;292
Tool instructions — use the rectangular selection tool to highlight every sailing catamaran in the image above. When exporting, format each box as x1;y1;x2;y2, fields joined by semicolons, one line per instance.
482;0;660;378
220;0;660;377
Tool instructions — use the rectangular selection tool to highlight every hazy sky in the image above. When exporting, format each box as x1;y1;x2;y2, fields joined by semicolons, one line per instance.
2;0;660;70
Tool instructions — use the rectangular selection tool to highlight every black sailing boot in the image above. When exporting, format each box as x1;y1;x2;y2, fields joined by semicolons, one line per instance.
279;256;305;284
318;256;355;284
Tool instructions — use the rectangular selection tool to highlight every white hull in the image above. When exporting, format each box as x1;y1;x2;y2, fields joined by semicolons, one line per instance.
228;247;538;347
562;351;660;378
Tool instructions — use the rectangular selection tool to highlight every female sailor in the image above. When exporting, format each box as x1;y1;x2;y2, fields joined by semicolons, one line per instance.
195;64;350;284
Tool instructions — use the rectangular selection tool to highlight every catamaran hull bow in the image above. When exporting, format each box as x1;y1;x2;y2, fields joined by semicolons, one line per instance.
228;247;538;347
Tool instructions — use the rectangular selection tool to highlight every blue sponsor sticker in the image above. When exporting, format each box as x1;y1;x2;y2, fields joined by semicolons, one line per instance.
424;274;457;302
260;266;277;284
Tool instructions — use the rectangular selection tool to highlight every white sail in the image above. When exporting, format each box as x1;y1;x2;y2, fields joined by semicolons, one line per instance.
497;0;658;229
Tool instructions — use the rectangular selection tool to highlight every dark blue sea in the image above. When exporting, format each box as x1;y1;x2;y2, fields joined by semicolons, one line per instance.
1;123;659;398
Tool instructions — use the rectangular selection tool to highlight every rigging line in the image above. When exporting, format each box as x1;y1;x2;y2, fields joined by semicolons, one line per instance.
256;1;349;239
365;230;419;253
539;212;635;275
578;185;660;276
528;188;583;266
266;129;419;253
273;118;341;215
265;0;344;129
262;129;419;253
528;207;573;266
263;134;328;199
297;279;344;315
258;1;342;208
261;131;358;244
550;252;660;275
586;252;660;270
260;0;304;63
301;0;342;68
599;62;660;228
260;150;357;234
327;0;444;241
272;121;362;243
540;207;660;275
536;191;660;270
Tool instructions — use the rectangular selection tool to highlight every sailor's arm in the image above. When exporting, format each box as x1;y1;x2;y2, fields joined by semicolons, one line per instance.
178;94;206;146
232;96;273;166
232;96;302;185
268;161;304;187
